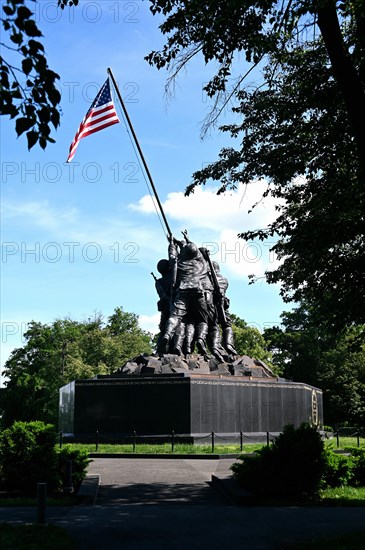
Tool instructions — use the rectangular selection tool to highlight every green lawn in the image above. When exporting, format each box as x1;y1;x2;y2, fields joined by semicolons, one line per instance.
62;436;364;455
64;441;264;454
324;435;365;449
318;485;365;505
0;496;76;507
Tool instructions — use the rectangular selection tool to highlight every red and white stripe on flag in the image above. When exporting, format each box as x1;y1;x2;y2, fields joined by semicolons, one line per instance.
67;78;120;162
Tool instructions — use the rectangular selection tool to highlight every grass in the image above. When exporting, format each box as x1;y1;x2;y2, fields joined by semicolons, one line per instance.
63;441;265;454
0;523;75;550
324;436;365;449
0;496;76;507
318;485;365;505
62;436;365;455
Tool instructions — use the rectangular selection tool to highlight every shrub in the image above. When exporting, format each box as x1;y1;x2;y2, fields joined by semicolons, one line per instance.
344;447;365;486
322;448;355;487
231;423;326;499
0;421;58;494
57;446;91;491
0;422;90;495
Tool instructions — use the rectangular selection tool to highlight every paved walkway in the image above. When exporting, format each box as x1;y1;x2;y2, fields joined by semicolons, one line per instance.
1;457;365;549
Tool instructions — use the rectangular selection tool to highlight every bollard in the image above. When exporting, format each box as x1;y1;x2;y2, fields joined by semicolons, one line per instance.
171;430;175;453
133;430;136;453
64;460;74;495
59;430;63;449
37;483;47;525
240;431;243;452
211;431;215;454
96;430;99;451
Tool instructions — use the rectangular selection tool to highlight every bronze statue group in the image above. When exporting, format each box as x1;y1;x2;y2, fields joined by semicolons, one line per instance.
153;230;237;361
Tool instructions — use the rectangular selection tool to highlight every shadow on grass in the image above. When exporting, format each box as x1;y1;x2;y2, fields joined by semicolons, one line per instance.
0;523;76;550
285;531;365;549
0;494;77;507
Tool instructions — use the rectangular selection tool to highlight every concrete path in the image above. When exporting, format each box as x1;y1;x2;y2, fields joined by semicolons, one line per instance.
1;457;365;549
89;457;233;505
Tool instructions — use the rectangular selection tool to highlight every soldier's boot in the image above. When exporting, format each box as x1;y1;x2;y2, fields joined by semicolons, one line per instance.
223;326;238;355
184;323;195;355
158;317;179;354
173;323;185;356
210;326;225;363
196;322;209;355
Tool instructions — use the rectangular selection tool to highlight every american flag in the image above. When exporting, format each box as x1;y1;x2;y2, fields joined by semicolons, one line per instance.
67;78;120;162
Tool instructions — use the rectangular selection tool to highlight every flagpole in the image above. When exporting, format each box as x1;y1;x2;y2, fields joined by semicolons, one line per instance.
107;67;172;239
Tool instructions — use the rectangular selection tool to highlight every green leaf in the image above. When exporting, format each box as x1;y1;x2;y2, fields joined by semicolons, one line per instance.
38;106;50;123
24;20;42;37
47;88;61;107
28;39;44;53
0;93;19;117
15;116;34;136
11;88;23;99
25;103;35;116
50;109;60;128
26;130;38;150
22;57;33;75
17;5;33;19
14;15;25;30
2;5;15;16
10;31;23;44
1;70;10;88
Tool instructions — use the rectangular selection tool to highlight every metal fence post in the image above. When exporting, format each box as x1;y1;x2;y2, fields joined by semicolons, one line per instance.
133;430;136;453
37;483;47;525
59;429;63;449
211;431;215;454
64;460;74;494
96;430;99;451
266;431;270;447
171;430;175;453
240;431;243;452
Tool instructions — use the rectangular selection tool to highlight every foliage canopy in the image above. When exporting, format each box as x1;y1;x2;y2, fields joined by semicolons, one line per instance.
0;307;153;427
146;0;365;334
264;306;365;425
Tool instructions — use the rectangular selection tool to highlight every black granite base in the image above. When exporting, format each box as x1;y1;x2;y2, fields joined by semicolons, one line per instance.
59;373;323;436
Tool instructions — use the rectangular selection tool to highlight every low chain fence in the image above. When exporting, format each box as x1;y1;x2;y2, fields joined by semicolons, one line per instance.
58;429;284;453
329;427;365;448
58;427;365;453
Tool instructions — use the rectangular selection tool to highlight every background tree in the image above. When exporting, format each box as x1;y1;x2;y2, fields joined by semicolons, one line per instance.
264;307;365;426
0;307;153;427
231;313;274;368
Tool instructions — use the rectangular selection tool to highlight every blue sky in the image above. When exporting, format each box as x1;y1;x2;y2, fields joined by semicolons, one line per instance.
1;0;290;384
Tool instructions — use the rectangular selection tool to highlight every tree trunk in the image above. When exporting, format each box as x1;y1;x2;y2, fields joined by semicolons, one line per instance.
317;3;365;180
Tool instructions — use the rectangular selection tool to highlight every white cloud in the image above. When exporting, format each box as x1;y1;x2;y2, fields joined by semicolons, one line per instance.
129;181;284;279
138;312;160;334
1;198;161;253
129;181;283;233
2;200;78;231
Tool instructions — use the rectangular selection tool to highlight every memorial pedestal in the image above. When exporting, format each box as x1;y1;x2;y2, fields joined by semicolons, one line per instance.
59;372;323;437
